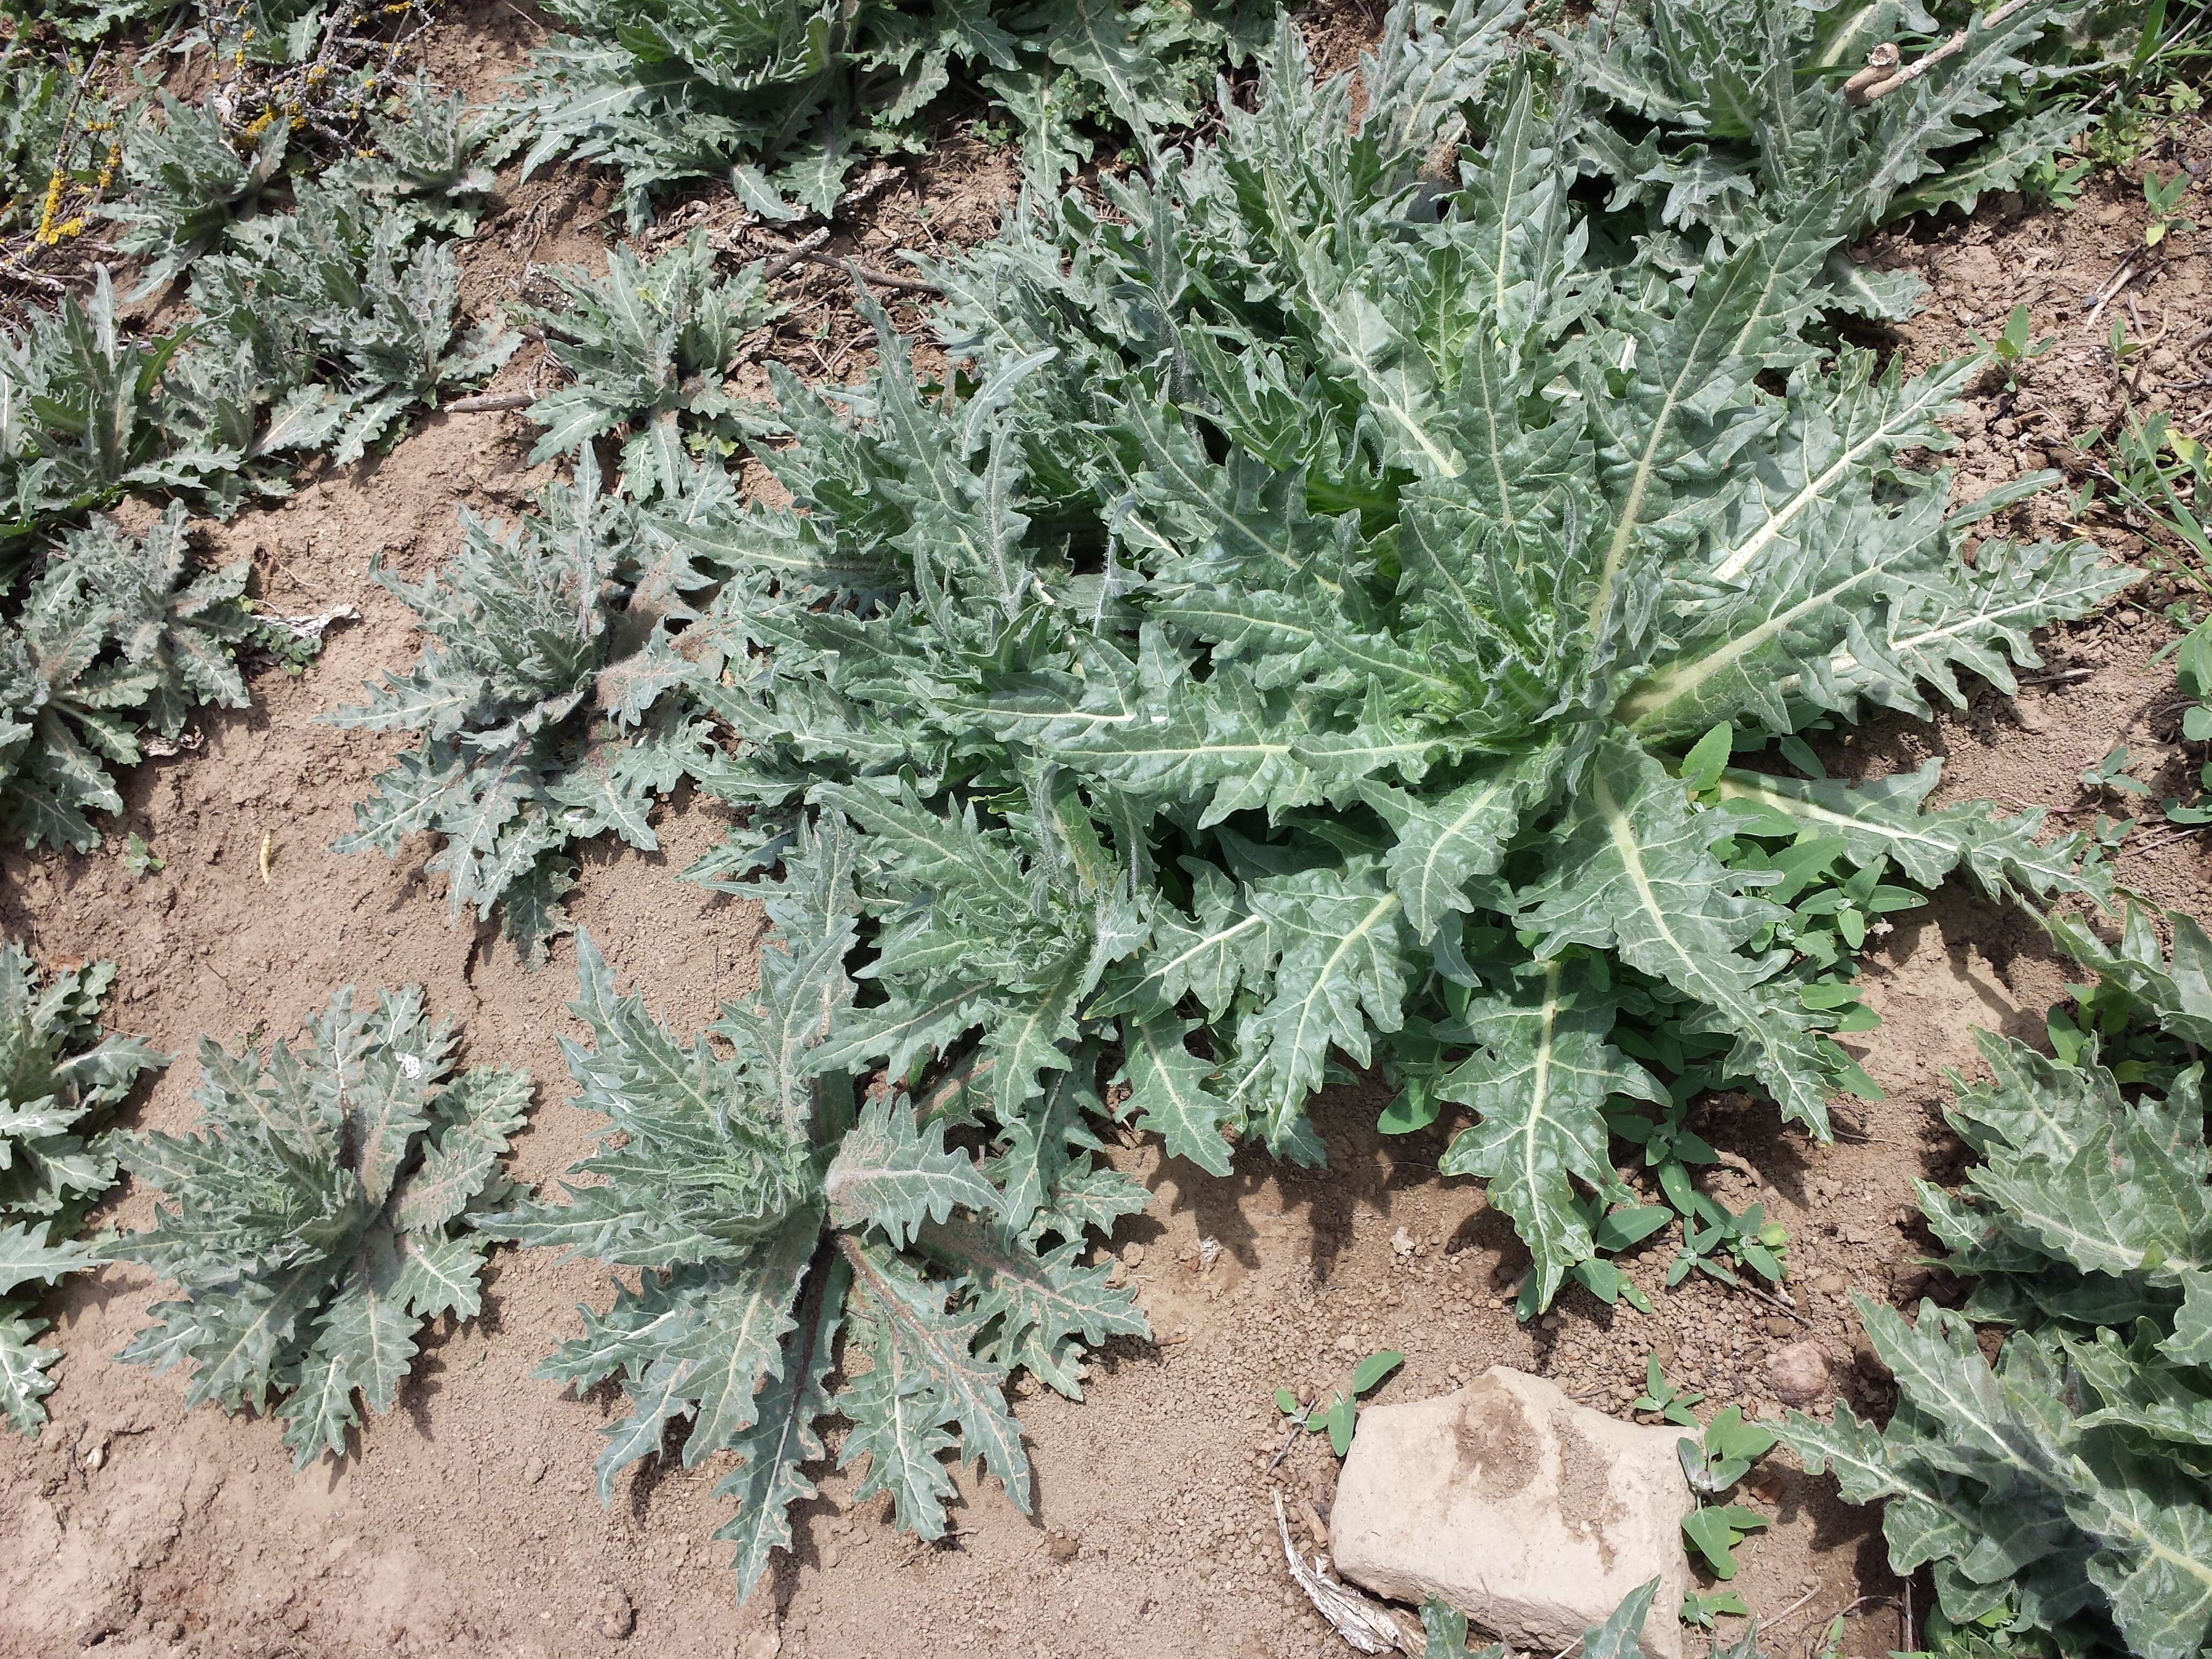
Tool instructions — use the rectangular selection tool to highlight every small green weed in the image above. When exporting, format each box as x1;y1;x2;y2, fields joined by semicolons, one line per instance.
2142;168;2198;247
1630;1353;1703;1427
1277;1348;1405;1457
1677;1403;1776;1579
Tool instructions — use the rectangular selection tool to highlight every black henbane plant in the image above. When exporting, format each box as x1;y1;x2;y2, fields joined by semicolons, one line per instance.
113;985;532;1467
184;176;520;468
1784;907;2212;1659
0;946;163;1436
487;0;1271;225
480;816;1147;1597
0;271;226;550
3;126;511;553
323;74;497;239
664;0;2126;1323
105;93;289;296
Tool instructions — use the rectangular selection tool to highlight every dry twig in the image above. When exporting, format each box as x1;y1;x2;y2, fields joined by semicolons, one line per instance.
760;226;833;282
1273;1492;1417;1656
1843;0;2037;103
803;249;940;294
445;391;536;413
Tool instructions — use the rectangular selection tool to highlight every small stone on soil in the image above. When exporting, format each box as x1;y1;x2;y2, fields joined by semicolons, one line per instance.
1765;1340;1831;1406
599;1589;636;1640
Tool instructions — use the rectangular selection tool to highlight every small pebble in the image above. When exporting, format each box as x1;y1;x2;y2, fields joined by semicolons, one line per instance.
1048;1532;1080;1563
522;1456;547;1485
1763;1316;1795;1338
1121;1242;1145;1267
599;1590;636;1641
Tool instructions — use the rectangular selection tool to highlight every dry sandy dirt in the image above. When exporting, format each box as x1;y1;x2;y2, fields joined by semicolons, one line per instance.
1;4;2208;1657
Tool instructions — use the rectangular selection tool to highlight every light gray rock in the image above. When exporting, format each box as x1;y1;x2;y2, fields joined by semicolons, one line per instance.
1329;1366;1694;1659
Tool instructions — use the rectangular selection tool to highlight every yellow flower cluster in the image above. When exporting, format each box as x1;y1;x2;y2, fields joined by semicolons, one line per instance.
32;166;65;245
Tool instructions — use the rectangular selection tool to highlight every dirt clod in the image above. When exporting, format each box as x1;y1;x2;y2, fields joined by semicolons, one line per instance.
599;1589;635;1640
1765;1341;1832;1407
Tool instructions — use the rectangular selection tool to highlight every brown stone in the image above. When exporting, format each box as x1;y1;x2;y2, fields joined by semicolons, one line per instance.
1765;1340;1832;1407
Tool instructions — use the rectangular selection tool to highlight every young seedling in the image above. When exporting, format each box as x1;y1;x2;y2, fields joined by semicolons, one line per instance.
1966;303;2050;388
1665;1193;1790;1289
1278;1349;1406;1457
1680;1588;1751;1627
1630;1354;1704;1427
2079;745;2153;801
2143;169;2196;248
1678;1406;1777;1579
119;833;162;879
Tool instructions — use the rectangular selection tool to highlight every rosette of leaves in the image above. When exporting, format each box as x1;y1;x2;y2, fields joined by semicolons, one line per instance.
0;505;257;851
0;271;233;548
326;449;761;959
321;75;498;240
1556;0;2103;246
2;233;504;550
667;0;2127;1319
479;816;1148;1598
522;231;782;489
1783;907;2212;1659
487;0;1270;225
182;177;519;468
0;946;163;1436
104;93;288;296
111;984;532;1468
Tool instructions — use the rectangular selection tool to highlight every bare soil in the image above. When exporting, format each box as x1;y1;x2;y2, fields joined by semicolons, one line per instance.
1;8;2207;1658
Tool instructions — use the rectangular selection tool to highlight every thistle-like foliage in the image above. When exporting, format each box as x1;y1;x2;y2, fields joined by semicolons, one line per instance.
480;816;1148;1597
524;232;782;487
665;0;2126;1319
1;65;512;547
0;506;256;851
1560;0;2097;243
112;985;532;1468
0;946;163;1436
0;272;222;547
185;178;519;467
1785;908;2212;1659
323;76;497;238
488;0;1270;223
326;450;757;958
104;94;288;296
